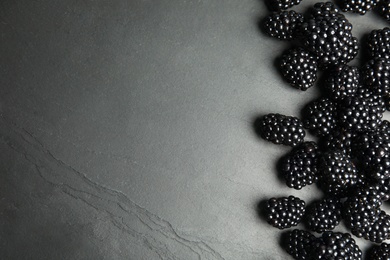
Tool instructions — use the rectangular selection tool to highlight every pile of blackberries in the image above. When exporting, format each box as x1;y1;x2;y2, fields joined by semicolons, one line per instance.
259;0;390;259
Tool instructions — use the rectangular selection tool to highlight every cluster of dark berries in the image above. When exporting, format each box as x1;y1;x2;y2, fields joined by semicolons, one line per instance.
259;1;390;259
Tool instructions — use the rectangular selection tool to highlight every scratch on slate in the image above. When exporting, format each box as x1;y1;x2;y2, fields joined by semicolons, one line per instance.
0;115;226;260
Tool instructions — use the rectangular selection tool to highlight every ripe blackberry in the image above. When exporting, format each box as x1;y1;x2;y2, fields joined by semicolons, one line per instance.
311;232;362;260
321;127;355;155
302;97;337;137
357;178;390;201
265;0;302;11
362;210;390;243
362;58;390;96
305;197;342;233
377;1;390;22
310;2;345;19
367;242;390;260
263;11;304;40
356;86;386;113
280;141;318;190
318;150;358;197
338;93;383;132
351;130;390;180
259;113;306;147
284;229;316;259
280;47;318;90
338;0;379;14
323;65;360;101
300;2;359;68
366;28;390;59
343;192;382;238
266;196;306;229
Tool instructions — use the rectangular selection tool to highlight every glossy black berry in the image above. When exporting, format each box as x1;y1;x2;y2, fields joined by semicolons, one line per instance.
302;97;337;137
366;28;390;59
321;127;355;155
352;130;390;180
318;150;358;197
305;197;342;233
310;2;346;19
280;48;318;90
323;65;360;101
265;0;302;11
266;196;306;229
367;242;390;260
338;93;383;132
284;229;316;259
343;191;382;238
263;11;304;40
362;58;390;97
377;1;390;22
362;210;390;243
281;141;318;189
311;232;362;260
259;113;305;147
300;2;359;68
339;0;379;14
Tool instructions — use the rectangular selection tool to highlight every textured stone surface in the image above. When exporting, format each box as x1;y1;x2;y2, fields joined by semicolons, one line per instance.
0;0;388;259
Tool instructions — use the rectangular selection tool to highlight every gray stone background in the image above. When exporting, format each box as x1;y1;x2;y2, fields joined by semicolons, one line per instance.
1;0;389;259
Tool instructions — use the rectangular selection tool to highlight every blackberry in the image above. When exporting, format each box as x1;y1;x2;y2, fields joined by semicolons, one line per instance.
284;229;316;259
362;58;390;96
352;130;390;180
318;150;358;197
305;197;342;233
377;1;390;22
265;0;302;11
300;2;359;68
366;28;390;60
280;141;318;189
266;196;306;229
263;11;304;40
339;0;379;14
367;242;390;260
311;232;362;260
259;113;305;147
280;47;318;90
343;192;382;238
356;86;386;113
302;97;337;137
321;127;355;155
310;1;345;19
362;210;390;243
323;65;360;101
338;93;383;132
357;178;390;201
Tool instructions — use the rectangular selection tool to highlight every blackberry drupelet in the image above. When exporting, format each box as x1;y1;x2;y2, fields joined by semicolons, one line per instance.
305;197;342;233
338;0;379;14
300;2;359;68
265;0;302;11
362;210;390;243
302;97;337;137
362;58;390;97
366;28;390;59
323;65;360;101
367;242;390;260
280;47;318;90
321;127;355;155
263;11;304;40
281;141;318;189
377;1;390;22
338;93;383;132
318;150;358;197
343;191;382;238
259;113;306;147
311;232;362;260
284;229;316;259
266;196;306;229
